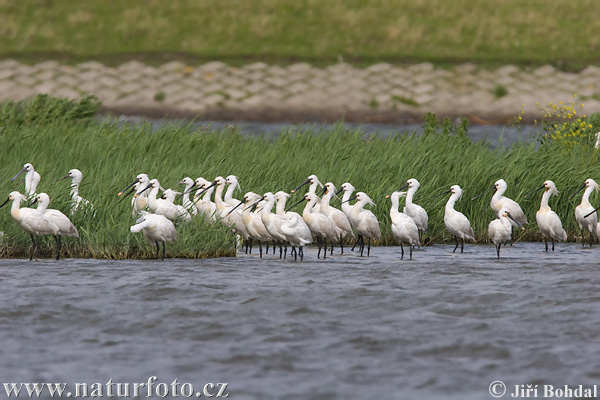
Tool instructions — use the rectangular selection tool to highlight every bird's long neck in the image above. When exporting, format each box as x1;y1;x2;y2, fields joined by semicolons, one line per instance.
341;189;354;213
10;199;22;221
214;184;225;207
406;187;416;205
275;198;287;215
37;202;48;213
582;186;594;204
303;199;316;217
70;182;80;199
540;189;552;210
446;194;458;211
147;186;160;207
224;183;236;202
203;187;214;204
261;199;275;216
25;172;35;196
390;196;400;217
320;193;332;212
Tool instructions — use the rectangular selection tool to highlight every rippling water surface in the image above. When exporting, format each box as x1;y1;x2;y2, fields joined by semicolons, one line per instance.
1;243;599;399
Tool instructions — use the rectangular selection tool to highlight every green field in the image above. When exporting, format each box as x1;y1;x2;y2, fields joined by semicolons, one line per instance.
1;0;600;69
0;96;599;259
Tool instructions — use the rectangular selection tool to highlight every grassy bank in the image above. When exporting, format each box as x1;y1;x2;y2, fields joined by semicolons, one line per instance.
1;96;599;259
1;0;600;70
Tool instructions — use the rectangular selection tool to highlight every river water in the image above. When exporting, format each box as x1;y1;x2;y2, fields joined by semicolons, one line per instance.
1;242;599;399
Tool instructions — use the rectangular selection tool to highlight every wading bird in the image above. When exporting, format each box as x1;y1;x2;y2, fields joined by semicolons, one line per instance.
321;183;354;254
136;179;188;222
0;191;59;260
387;191;419;260
32;193;79;259
443;185;475;253
229;192;272;256
193;177;216;220
301;192;337;259
57;168;95;215
525;180;567;251
488;207;524;259
473;179;527;243
130;212;177;259
178;177;198;216
259;192;291;258
11;163;40;198
292;174;324;212
118;173;150;217
571;178;599;247
344;191;380;257
397;178;428;246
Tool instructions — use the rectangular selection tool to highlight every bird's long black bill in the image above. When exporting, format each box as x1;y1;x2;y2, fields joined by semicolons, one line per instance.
291;179;310;194
226;200;245;216
523;185;545;198
10;167;27;182
0;197;9;209
505;212;525;230
569;184;586;200
584;206;600;219
286;197;305;211
471;185;494;201
118;179;139;196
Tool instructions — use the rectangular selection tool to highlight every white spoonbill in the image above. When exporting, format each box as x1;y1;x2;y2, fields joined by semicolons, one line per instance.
301;193;337;259
387;191;419;260
443;185;475;253
474;179;528;241
344;191;381;257
488;207;524;259
259;192;291;258
161;189;192;222
210;176;249;248
57;168;95;215
118;173;150;217
0;191;59;260
32;193;79;259
11;163;41;198
178;177;198;216
321;182;354;254
193;177;216;220
292;174;324;212
130;212;177;259
335;182;360;250
135;179;188;222
397;178;428;245
570;178;599;247
524;180;567;251
280;212;312;262
228;192;272;256
224;175;242;208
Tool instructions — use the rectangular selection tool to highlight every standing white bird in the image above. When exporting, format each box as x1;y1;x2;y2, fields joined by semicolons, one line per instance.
301;192;337;259
0;191;59;260
118;173;150;217
474;179;528;243
387;191;419;260
335;182;360;250
524;180;567;251
344;191;381;257
570;178;599;247
210;176;249;248
57;168;95;215
32;193;79;259
443;185;475;253
178;177;198;216
11;163;41;198
321;182;354;254
193;177;216;220
161;189;192;222
135;179;188;222
488;207;524;259
229;192;272;257
292;174;324;213
224;175;242;208
130;212;177;259
398;178;428;245
259;192;291;258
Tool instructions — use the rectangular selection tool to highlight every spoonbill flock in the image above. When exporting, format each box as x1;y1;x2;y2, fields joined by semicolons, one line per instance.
2;162;599;261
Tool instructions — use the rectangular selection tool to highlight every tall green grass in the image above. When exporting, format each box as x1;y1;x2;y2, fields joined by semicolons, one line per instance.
1;96;599;259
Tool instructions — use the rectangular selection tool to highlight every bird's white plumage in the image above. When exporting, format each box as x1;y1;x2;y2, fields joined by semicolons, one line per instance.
535;181;567;245
34;193;79;238
574;178;598;243
389;191;419;246
12;163;41;198
444;185;475;242
490;179;528;227
402;178;428;233
321;183;354;242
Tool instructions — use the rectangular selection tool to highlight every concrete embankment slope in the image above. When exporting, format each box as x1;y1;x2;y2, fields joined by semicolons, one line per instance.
1;60;599;123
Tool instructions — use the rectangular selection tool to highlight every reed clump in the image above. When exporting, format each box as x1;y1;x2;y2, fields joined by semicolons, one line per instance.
0;96;599;259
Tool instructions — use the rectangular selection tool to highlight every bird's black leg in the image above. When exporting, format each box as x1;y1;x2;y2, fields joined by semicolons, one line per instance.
544;237;548;252
453;236;459;253
581;229;585;247
29;234;35;261
368;236;372;257
340;234;344;255
155;241;160;259
55;235;61;260
323;239;327;259
352;235;362;252
496;243;501;259
259;243;263;258
299;246;304;261
162;242;166;259
317;237;322;259
409;245;413;260
284;245;287;259
400;243;404;260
